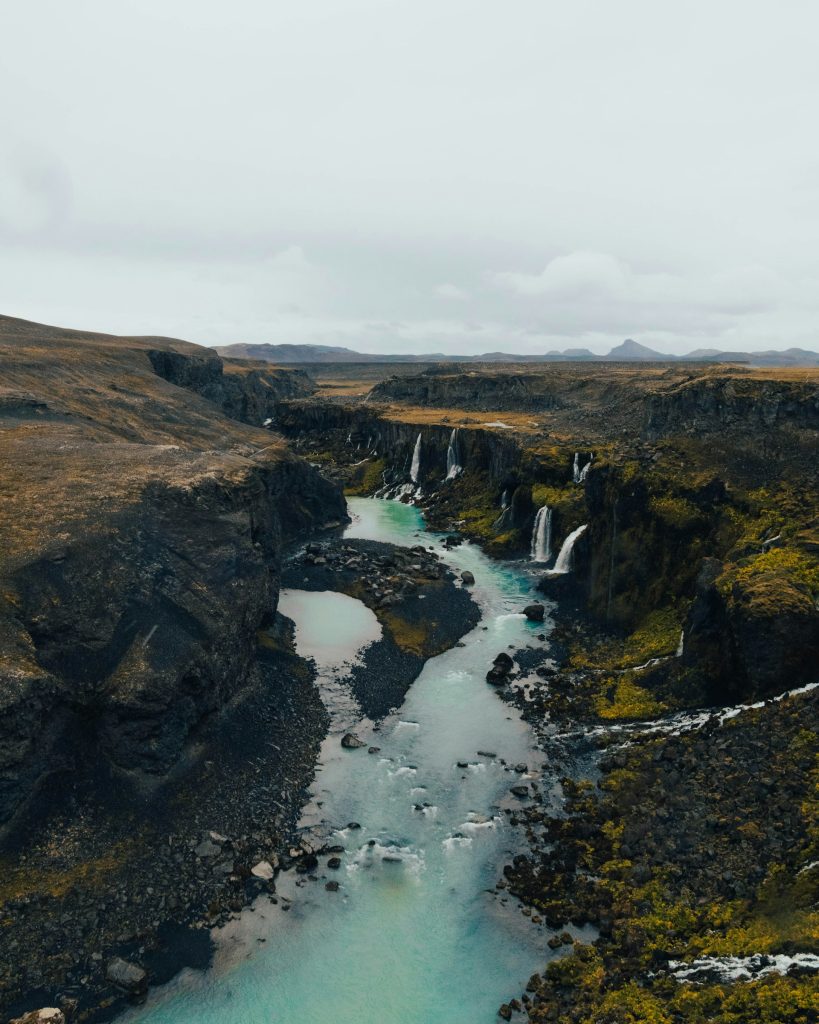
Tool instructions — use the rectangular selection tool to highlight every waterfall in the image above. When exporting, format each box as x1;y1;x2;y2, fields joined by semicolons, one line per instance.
550;523;588;574
578;455;593;482
530;506;553;563
500;489;509;509
445;428;463;480
574;452;593;483
410;433;423;483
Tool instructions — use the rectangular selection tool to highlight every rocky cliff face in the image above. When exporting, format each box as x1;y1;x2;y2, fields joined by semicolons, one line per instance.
0;316;344;831
643;375;819;437
148;348;315;425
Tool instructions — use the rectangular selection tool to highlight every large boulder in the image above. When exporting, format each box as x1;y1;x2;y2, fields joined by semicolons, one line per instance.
106;957;147;994
10;1011;65;1024
487;651;514;684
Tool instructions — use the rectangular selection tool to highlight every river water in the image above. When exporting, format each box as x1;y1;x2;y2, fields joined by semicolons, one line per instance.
121;498;563;1024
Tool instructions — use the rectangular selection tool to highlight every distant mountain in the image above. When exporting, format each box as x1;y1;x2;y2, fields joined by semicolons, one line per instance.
603;338;666;361
215;340;819;367
215;342;450;364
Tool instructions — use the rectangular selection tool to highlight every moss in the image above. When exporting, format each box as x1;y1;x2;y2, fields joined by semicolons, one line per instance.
531;482;585;522
649;494;704;531
593;674;667;721
379;608;432;657
732;547;819;593
344;457;385;496
0;841;136;902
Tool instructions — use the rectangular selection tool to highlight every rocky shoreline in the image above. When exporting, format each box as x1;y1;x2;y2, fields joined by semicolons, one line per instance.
282;537;481;717
490;606;819;1023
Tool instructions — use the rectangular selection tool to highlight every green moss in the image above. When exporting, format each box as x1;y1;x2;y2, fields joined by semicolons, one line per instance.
732;547;819;593
531;482;585;522
649;494;704;531
593;673;667;720
344;457;385;496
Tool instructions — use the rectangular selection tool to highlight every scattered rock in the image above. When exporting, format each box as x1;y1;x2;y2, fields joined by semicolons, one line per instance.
341;733;366;749
461;570;475;585
523;603;545;622
251;860;275;881
105;957;147;994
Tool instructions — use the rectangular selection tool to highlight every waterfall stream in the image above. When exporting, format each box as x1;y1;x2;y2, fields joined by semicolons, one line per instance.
549;523;588;574
530;506;552;563
410;433;422;484
445;428;463;480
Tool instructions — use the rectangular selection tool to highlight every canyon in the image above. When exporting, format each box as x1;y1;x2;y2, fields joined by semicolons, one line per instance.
2;319;818;1024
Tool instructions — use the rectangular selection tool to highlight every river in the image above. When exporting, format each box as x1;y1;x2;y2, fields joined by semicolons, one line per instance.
120;497;567;1024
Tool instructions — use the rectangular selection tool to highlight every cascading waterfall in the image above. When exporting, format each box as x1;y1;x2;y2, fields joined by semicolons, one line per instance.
578;454;593;482
530;505;553;563
573;452;593;483
500;489;509;509
410;433;423;484
550;523;588;574
445;428;463;480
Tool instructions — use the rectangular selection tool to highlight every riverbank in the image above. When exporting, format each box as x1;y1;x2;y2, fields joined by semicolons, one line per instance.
494;602;819;1022
0;620;329;1023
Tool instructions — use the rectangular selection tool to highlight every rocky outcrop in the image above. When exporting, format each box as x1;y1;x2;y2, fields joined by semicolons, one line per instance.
368;370;563;411
0;317;344;832
643;376;819;438
148;349;315;426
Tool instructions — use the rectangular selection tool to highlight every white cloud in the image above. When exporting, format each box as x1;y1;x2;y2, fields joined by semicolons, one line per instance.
435;282;469;300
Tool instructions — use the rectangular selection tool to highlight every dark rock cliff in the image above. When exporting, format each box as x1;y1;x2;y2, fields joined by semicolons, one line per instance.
148;349;315;425
0;318;344;831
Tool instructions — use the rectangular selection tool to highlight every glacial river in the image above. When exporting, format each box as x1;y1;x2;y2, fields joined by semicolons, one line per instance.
122;497;562;1024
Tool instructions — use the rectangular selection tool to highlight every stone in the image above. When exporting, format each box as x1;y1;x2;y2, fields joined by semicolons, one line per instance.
341;733;366;749
194;839;221;859
460;570;475;585
327;856;342;869
325;880;340;891
523;603;545;621
10;1012;66;1024
251;860;275;881
510;785;530;798
106;957;148;994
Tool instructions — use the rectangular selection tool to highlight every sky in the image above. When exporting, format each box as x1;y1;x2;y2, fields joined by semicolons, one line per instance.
1;0;818;356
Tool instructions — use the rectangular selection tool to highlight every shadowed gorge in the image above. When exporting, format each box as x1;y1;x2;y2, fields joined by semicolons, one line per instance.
2;326;818;1024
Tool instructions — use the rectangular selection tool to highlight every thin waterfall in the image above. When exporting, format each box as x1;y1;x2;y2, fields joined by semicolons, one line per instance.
550;523;588;574
530;506;553;563
574;452;593;483
578;454;593;482
500;489;509;509
410;433;422;483
445;428;463;480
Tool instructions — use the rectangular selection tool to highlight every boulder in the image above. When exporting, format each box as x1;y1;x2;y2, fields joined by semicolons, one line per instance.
106;957;147;994
523;603;545;622
341;733;366;749
251;860;275;881
10;1012;65;1024
486;651;514;684
460;570;475;585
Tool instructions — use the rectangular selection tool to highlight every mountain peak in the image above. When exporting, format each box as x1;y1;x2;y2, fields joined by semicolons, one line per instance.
605;338;667;360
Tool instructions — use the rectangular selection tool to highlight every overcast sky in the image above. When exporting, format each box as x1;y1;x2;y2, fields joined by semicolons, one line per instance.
2;1;818;355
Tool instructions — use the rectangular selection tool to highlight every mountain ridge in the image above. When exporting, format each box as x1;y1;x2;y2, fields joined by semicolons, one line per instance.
215;337;819;367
